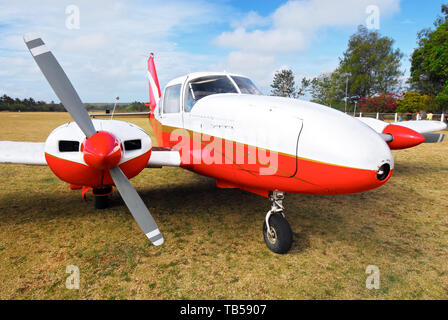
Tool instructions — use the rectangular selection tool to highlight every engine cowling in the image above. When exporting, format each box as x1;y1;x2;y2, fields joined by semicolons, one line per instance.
382;124;425;150
44;119;152;187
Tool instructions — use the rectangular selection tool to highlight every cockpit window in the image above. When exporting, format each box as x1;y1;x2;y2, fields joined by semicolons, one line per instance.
231;76;262;95
184;76;238;112
163;84;181;114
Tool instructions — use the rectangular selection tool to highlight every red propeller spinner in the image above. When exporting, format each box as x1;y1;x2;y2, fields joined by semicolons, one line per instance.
82;131;122;170
383;124;425;150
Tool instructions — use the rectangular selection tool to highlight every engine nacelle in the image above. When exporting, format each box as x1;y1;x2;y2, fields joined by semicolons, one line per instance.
44;119;152;187
382;124;425;150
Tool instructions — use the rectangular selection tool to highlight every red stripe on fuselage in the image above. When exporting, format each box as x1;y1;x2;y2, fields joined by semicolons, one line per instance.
149;120;392;195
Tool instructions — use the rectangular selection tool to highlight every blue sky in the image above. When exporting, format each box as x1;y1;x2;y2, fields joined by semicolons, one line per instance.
0;0;446;102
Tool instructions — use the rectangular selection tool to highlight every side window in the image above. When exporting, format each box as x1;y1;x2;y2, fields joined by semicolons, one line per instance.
163;84;181;114
184;83;195;112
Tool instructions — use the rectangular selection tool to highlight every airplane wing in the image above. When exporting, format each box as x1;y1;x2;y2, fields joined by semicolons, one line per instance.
0;142;180;168
146;147;181;168
90;112;150;118
358;117;446;147
390;120;447;134
0;141;46;165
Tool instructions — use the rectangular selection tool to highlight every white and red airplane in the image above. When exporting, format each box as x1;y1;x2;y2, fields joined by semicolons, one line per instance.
0;34;446;254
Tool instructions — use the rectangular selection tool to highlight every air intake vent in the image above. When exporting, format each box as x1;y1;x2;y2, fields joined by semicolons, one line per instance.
59;140;79;152
124;139;141;151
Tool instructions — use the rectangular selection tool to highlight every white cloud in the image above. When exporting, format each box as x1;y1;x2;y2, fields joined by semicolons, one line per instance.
216;0;400;54
217;51;277;91
0;0;227;102
0;0;403;102
217;27;308;54
216;0;401;95
59;33;108;52
230;11;270;29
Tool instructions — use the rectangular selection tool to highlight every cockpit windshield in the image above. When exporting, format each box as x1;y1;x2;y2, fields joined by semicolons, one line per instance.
184;75;262;112
185;76;237;112
231;76;262;95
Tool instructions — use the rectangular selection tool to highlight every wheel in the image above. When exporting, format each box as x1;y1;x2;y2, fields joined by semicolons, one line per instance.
94;195;109;209
263;214;293;254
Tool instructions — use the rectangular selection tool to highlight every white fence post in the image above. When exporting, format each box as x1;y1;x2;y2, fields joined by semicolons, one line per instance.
442;112;445;123
395;113;398;122
376;112;379;119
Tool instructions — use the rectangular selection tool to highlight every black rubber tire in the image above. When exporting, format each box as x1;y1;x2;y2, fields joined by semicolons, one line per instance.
94;195;109;210
263;214;293;254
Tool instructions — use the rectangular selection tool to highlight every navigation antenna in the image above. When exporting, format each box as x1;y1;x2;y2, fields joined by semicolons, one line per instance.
110;96;120;120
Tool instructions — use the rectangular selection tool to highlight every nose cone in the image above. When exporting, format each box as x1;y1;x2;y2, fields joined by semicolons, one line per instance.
83;131;122;170
292;101;394;194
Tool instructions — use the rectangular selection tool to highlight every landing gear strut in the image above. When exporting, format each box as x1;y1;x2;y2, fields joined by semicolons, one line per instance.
263;191;293;254
93;186;112;210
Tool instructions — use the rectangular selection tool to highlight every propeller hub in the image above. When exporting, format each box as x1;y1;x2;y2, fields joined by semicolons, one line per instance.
82;131;122;170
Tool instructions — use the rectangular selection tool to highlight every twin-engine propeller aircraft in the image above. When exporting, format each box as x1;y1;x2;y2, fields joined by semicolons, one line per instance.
0;34;446;254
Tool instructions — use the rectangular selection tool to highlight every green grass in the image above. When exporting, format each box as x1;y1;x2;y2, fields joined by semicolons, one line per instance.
0;112;447;299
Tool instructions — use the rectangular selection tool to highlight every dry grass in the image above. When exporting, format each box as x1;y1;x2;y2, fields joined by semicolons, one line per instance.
0;112;447;300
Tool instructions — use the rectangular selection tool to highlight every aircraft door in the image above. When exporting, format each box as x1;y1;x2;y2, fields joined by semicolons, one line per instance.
235;107;303;178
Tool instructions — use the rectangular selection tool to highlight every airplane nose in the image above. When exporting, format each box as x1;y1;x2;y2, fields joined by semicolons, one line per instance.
82;131;122;170
295;106;394;194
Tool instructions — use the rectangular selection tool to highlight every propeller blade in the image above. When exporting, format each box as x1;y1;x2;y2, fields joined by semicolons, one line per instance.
422;132;446;143
23;33;96;138
109;166;164;246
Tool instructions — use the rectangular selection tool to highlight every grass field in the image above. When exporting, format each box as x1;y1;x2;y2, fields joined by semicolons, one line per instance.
0;112;447;300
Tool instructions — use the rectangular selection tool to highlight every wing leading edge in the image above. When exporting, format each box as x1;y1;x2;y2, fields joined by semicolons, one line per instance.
0;141;46;165
0;143;181;168
358;117;446;146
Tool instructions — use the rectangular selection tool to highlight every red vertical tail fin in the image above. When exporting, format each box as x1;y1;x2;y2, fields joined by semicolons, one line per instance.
147;53;161;112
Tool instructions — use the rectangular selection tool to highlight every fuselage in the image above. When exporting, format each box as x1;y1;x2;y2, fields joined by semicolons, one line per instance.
149;73;394;197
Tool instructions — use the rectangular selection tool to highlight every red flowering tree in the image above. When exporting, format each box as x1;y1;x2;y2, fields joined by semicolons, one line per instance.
358;93;402;113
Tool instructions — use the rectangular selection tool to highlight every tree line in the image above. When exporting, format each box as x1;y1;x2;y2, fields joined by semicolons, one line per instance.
271;3;448;114
0;94;147;112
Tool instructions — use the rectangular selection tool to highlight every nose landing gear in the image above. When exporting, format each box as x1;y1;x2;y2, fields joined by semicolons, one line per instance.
93;186;113;209
263;191;293;254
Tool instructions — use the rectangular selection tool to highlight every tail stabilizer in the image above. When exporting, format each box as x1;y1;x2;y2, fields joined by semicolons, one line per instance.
147;53;161;112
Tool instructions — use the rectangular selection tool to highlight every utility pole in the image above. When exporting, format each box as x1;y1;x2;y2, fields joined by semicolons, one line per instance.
340;72;350;113
345;77;348;113
282;83;288;97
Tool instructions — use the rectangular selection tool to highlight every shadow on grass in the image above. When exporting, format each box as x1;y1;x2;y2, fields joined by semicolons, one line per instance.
393;161;448;177
0;169;432;258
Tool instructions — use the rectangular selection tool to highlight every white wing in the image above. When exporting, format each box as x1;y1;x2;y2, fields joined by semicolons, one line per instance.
0;141;46;165
358;117;447;134
357;117;389;133
390;120;446;134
